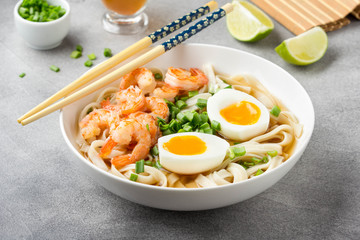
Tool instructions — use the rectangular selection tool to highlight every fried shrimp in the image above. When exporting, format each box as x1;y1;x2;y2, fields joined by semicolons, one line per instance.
119;68;156;95
79;109;119;140
101;85;145;115
164;67;208;91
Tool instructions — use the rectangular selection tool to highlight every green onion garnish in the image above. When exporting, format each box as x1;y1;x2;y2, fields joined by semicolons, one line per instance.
162;129;172;135
150;146;159;156
196;98;207;109
211;120;221;131
50;65;60;72
76;44;83;52
178;129;186;133
200;112;209;124
267;150;278;157
182;123;193;132
135;159;145;174
144;160;153;166
184;111;194;122
84;60;93;67
262;156;269;163
153;160;162;169
255;169;264;176
146;124;150;132
270;105;281;117
188;90;199;98
154;73;162;80
251;157;261;164
229;146;246;159
70;50;82;59
19;73;26;78
104;48;112;57
224;85;232;89
130;173;138;181
87;53;96;60
18;0;66;22
175;100;187;110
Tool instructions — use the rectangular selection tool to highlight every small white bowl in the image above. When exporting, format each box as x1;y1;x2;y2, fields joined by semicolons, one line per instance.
60;44;315;211
14;0;70;50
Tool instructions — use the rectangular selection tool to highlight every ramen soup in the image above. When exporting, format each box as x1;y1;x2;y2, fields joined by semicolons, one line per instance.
76;64;303;188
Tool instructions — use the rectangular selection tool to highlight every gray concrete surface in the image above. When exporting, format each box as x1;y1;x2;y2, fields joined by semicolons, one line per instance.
1;0;359;239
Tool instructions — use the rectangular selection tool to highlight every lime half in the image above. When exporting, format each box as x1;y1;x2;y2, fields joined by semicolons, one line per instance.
275;27;328;65
226;0;274;42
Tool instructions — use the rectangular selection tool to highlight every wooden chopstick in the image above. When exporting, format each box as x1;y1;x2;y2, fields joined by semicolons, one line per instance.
17;1;219;124
20;3;233;126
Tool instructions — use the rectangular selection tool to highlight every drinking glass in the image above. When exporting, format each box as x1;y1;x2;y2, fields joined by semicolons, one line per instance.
101;0;148;34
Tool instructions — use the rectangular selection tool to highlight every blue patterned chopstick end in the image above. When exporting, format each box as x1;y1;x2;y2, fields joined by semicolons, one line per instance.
162;8;226;52
148;5;211;43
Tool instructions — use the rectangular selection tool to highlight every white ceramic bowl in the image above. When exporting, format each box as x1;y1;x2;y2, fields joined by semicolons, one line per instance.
14;0;70;50
60;44;315;211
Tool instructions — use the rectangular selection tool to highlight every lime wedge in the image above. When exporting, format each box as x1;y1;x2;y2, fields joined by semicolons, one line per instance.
226;0;274;42
275;27;328;65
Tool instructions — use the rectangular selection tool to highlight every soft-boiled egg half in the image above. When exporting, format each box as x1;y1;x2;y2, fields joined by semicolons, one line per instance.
157;132;230;175
207;89;270;141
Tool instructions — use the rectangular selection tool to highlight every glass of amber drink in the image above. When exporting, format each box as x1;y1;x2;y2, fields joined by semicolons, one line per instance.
101;0;148;34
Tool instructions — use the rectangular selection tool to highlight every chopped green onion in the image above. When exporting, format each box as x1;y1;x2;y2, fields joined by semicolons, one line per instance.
153;160;162;169
150;146;159;156
169;119;180;132
154;73;162;80
267;150;278;157
157;117;166;125
18;0;66;22
184;111;194;122
19;73;26;78
191;112;201;127
180;96;190;101
270;105;281;117
170;106;180;119
188;90;198;98
144;160;153;166
182;123;193;132
162;129;173;135
175;100;187;109
178;129;186;133
251;157;262;164
76;44;83;52
159;122;169;131
104;48;112;57
146;124;150;132
243;162;255;166
196;98;207;109
200;112;209;124
262;156;269;163
50;65;60;72
84;60;93;67
164;99;175;107
211;120;221;131
87;53;96;60
200;122;210;130
70;50;82;59
135;159;145;173
229;146;246;159
176;112;187;123
203;128;214;135
224;85;232;89
255;169;264;176
130;173;138;181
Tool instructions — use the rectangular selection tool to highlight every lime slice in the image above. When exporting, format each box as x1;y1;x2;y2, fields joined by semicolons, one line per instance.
275;27;328;65
226;0;274;42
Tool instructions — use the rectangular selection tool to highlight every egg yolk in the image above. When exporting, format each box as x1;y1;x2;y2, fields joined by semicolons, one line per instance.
220;101;261;125
163;135;207;155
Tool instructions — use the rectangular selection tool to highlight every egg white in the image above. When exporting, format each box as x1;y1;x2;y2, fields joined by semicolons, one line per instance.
157;132;230;175
207;89;270;141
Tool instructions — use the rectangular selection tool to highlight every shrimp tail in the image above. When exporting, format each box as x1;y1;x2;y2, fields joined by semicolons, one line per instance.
111;155;133;169
99;138;118;158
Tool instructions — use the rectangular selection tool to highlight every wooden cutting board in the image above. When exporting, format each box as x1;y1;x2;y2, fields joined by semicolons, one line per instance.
251;0;360;35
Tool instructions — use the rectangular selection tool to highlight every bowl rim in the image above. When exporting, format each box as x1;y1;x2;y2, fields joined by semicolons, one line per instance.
14;0;70;25
59;43;315;192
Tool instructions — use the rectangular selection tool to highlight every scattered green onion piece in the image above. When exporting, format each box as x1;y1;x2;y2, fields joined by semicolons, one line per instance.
50;65;60;72
19;73;26;78
203;128;214;135
229;146;246;159
84;60;93;67
154;73;162;80
87;53;96;60
150;146;159;157
184;111;194;122
70;50;82;59
178;129;186;133
162;129;173;135
200;112;209;124
270;105;281;117
154;160;162;169
76;44;83;52
191;112;201;127
200;122;210;130
182;123;193;132
267;150;278;157
188;90;199;98
196;98;207;109
135;159;145;174
157;117;166;125
170;106;180;120
169;119;180;132
144;160;153;166
159;123;169;131
146;124;150;132
224;85;232;89
251;157;262;164
130;173;138;181
180;96;190;101
262;156;269;163
229;148;235;160
255;169;264;176
211;120;221;131
164;99;175;107
175;100;187;110
244;162;255;166
104;48;112;57
176;112;187;123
